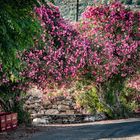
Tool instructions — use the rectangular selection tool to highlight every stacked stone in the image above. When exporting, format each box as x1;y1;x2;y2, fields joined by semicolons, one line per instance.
24;95;44;118
32;113;107;125
23;86;44;118
24;86;107;125
23;86;83;119
43;96;80;115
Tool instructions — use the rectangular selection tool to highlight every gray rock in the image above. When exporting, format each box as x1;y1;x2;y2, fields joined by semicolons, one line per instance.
27;104;35;109
31;110;37;114
63;119;69;123
26;85;43;98
52;105;58;109
69;117;75;122
25;100;31;105
59;112;67;115
56;96;65;101
43;100;51;106
38;110;45;115
84;116;95;122
32;118;47;125
45;109;59;115
58;105;70;111
95;113;107;121
30;114;37;118
56;119;63;124
44;104;53;109
66;110;75;114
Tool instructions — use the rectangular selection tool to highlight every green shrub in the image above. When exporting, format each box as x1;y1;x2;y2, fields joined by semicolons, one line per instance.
80;87;105;114
0;82;30;124
101;76;138;118
74;80;107;114
74;76;138;119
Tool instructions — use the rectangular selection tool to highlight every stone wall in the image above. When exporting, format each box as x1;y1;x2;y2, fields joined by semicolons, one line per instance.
23;86;107;124
32;114;107;125
24;86;84;119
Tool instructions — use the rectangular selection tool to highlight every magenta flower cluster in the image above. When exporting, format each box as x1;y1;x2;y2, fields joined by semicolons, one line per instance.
76;1;140;82
22;3;90;87
22;1;140;87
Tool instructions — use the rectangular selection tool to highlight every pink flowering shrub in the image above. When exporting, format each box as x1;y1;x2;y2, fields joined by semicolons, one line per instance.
22;1;140;88
22;3;90;87
1;1;137;118
74;1;140;117
76;1;140;83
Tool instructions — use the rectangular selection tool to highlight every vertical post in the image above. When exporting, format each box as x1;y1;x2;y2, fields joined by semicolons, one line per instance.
76;0;79;21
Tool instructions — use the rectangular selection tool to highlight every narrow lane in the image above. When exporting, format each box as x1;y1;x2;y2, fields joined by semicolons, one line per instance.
29;119;140;140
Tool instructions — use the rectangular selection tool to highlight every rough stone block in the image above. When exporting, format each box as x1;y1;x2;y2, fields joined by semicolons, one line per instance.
66;110;75;114
58;105;70;111
45;109;59;115
32;118;47;125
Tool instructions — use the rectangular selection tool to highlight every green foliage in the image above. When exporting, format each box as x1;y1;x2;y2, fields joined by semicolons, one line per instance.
0;0;55;124
78;87;105;114
0;82;30;123
120;0;132;4
101;76;137;118
74;80;106;114
136;0;140;5
0;0;43;77
74;75;138;118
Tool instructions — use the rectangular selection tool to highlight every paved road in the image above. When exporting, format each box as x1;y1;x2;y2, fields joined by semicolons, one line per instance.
29;118;140;140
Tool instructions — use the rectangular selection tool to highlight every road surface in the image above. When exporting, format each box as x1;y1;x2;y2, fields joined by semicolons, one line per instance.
29;118;140;140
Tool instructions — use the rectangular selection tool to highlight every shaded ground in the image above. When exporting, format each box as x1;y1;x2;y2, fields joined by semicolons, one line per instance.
29;118;140;140
1;118;140;140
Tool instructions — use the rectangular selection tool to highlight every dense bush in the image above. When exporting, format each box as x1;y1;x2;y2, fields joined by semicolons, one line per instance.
74;83;106;114
0;0;44;81
0;0;56;123
74;77;138;118
100;76;137;118
22;1;140;88
0;0;139;120
75;1;139;117
76;1;139;83
0;0;55;85
22;3;90;87
21;1;139;118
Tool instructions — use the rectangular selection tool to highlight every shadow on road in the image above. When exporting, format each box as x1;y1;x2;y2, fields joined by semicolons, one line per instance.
30;120;140;140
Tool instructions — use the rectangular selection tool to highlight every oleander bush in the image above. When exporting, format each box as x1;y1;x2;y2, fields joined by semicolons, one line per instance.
22;3;90;87
77;1;139;82
21;1;139;117
76;1;139;117
0;0;139;120
23;1;140;85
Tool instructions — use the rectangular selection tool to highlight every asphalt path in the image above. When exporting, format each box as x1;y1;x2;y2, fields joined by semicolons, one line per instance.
29;118;140;140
